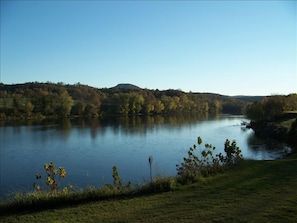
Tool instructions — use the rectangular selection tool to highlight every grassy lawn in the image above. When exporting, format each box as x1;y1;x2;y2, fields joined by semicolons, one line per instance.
276;111;297;129
280;118;296;129
1;154;297;223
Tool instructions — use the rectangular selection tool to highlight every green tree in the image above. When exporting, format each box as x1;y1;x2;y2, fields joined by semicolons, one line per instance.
84;104;98;117
42;95;55;115
129;93;144;114
90;92;101;111
246;102;265;121
13;97;23;114
262;95;285;119
119;94;130;115
284;94;297;111
180;95;194;112
161;95;179;113
203;102;209;113
55;90;73;117
71;101;86;116
25;101;34;115
209;100;222;114
153;100;165;114
143;102;155;114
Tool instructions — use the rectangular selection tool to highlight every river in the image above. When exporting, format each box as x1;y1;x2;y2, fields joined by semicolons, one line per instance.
0;114;291;200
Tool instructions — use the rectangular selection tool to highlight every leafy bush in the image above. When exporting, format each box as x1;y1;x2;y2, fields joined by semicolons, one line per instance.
223;139;243;165
176;137;242;184
33;161;69;193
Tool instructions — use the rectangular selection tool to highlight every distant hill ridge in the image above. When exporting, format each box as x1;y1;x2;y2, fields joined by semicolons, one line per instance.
0;82;265;101
111;83;264;102
112;83;141;90
233;96;264;103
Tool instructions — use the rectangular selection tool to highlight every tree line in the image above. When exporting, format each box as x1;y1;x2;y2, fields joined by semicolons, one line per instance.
0;82;249;119
245;94;297;149
245;94;297;121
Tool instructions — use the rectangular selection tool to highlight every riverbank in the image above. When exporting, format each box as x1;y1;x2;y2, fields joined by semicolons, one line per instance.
1;154;297;222
249;112;297;151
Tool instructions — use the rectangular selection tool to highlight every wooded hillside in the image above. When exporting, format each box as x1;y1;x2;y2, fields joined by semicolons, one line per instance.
0;82;251;119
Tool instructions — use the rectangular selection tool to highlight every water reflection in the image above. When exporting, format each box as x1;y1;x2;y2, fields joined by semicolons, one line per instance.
246;132;291;159
96;113;220;137
0;114;292;200
0;113;218;131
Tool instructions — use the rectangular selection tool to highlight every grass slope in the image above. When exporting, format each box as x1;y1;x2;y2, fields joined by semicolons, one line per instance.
1;156;297;223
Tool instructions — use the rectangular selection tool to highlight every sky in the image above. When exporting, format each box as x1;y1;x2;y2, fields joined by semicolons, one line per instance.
0;0;296;96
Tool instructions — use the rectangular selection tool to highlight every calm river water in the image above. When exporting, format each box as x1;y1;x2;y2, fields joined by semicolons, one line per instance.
0;114;291;200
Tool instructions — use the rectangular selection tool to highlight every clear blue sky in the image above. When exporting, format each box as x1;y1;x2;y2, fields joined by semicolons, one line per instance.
1;0;296;96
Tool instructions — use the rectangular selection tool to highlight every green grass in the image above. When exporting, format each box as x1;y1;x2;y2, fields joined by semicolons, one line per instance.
275;111;297;130
284;111;297;114
1;154;297;223
280;118;296;129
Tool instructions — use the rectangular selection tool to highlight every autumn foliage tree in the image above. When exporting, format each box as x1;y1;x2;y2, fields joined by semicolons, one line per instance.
0;82;251;119
246;94;297;121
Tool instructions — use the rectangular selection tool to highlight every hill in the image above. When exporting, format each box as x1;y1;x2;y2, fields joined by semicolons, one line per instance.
233;95;264;103
0;82;251;119
112;83;142;90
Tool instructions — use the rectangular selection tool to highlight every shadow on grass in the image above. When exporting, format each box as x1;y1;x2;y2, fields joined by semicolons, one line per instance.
0;177;177;217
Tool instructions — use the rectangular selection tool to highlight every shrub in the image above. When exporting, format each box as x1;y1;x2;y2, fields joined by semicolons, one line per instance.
223;139;243;165
33;161;68;193
176;137;242;184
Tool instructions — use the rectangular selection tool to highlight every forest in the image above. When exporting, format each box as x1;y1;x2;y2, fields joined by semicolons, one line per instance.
0;82;294;120
245;94;297;121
